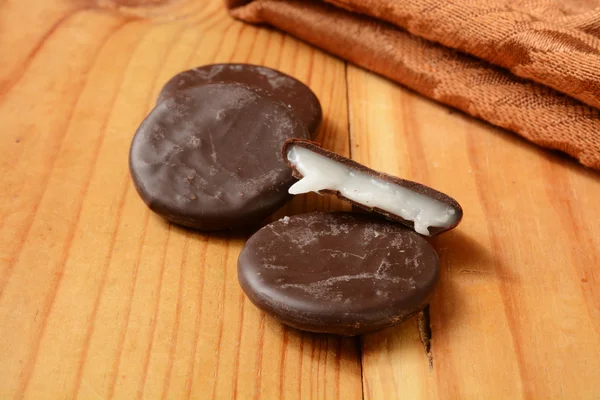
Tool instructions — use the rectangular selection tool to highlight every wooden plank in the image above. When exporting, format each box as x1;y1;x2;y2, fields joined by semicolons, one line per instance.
346;65;600;399
0;1;361;398
4;0;600;398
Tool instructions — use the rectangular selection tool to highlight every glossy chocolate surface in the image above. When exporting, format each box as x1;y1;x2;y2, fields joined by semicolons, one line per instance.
157;64;322;138
238;212;440;335
130;82;307;230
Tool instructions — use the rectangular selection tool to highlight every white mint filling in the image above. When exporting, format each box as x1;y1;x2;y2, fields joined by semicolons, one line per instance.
287;145;458;236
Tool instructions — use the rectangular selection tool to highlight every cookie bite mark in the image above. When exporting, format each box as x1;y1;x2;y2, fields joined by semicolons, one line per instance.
283;139;463;236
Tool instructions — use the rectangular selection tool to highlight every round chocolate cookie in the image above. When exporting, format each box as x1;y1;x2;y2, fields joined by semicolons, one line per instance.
129;82;308;230
157;64;322;138
238;212;440;336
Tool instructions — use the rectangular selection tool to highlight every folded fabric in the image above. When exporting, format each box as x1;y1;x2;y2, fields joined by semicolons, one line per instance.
226;0;600;171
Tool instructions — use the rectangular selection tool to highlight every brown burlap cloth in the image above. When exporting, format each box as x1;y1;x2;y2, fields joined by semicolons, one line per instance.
226;0;600;171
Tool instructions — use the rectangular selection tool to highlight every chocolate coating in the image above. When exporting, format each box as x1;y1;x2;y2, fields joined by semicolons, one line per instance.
238;212;440;336
157;64;322;138
282;139;463;235
129;82;308;230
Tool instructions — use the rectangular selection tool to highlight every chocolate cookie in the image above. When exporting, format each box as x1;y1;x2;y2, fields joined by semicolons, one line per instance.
157;64;322;138
283;139;463;236
238;212;440;336
129;82;308;230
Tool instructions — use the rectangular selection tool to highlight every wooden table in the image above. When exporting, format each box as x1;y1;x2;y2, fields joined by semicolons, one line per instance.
1;0;599;398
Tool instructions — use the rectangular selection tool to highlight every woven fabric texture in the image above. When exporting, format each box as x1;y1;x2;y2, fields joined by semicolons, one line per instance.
227;0;600;170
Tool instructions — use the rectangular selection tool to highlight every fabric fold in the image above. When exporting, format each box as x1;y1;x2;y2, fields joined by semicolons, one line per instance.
227;0;600;171
326;0;600;110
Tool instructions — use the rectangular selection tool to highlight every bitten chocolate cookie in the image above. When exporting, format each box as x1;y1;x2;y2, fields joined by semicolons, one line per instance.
283;139;463;236
238;212;440;336
129;82;308;230
157;64;322;138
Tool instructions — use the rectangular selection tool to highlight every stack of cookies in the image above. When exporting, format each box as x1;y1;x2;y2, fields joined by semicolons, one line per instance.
129;64;463;336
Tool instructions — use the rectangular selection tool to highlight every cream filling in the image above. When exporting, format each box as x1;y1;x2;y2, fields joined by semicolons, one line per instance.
287;145;458;236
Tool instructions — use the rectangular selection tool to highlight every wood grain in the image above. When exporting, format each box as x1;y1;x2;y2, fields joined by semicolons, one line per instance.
346;65;600;399
1;0;599;399
0;1;361;399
